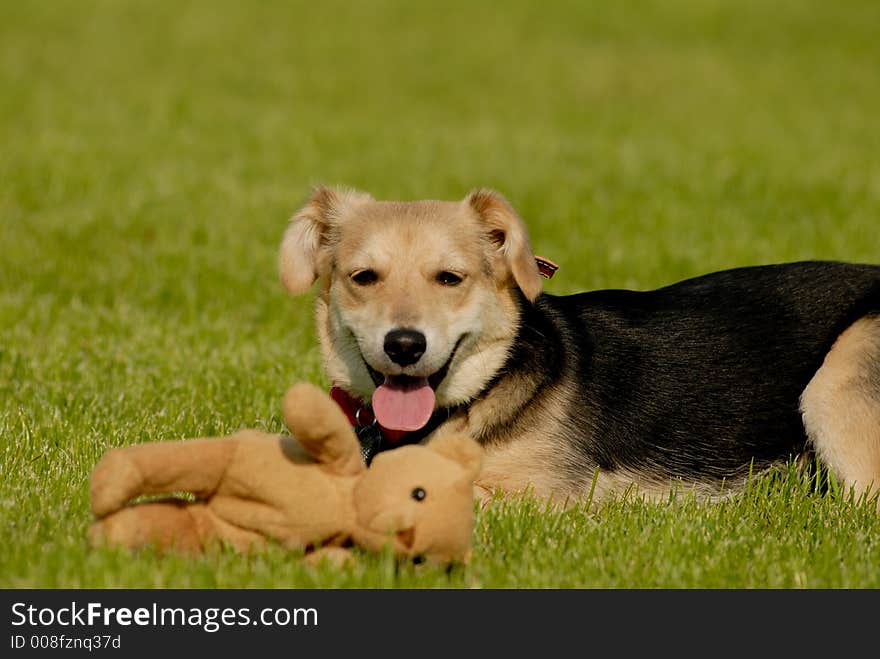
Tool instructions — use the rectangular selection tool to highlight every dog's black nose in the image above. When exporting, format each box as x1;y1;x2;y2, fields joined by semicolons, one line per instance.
384;328;426;366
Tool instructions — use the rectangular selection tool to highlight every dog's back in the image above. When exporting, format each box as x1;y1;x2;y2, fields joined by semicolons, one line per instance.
536;261;880;483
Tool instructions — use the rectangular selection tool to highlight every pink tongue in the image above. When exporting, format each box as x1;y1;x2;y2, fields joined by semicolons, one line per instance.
372;377;435;432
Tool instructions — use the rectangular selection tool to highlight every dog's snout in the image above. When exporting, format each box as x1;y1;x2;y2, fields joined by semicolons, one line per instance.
384;328;426;366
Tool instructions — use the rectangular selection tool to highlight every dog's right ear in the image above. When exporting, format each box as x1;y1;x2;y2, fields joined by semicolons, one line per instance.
279;186;373;294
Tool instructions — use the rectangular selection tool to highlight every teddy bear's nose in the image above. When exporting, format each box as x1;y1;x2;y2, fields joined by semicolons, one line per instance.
395;527;416;550
384;328;426;366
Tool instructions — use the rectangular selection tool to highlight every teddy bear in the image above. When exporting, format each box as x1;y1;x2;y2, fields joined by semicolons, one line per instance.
88;382;482;565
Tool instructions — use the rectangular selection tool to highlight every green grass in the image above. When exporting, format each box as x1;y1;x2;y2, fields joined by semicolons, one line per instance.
2;0;879;588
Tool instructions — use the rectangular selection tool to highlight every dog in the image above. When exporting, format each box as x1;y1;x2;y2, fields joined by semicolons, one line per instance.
278;186;880;505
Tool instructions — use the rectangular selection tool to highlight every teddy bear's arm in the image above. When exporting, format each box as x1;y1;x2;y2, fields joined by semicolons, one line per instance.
283;383;365;476
90;435;242;518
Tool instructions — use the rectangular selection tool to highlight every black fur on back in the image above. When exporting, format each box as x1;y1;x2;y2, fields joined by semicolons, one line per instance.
497;261;880;483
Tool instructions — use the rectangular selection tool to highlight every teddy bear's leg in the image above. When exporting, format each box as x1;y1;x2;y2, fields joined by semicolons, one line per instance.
304;546;355;567
89;501;269;554
88;501;205;553
199;508;269;553
90;437;240;518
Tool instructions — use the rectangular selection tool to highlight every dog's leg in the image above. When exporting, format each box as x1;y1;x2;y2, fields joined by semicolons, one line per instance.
801;315;880;507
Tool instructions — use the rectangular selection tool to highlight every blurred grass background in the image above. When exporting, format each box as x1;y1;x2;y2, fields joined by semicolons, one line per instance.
1;0;879;587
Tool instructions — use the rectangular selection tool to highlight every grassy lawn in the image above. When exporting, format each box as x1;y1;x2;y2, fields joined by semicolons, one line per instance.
2;0;879;588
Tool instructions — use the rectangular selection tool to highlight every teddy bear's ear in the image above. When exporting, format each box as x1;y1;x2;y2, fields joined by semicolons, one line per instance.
283;383;365;476
427;434;482;482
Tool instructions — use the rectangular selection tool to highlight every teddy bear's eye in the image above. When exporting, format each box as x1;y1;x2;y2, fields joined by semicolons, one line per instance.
411;487;426;502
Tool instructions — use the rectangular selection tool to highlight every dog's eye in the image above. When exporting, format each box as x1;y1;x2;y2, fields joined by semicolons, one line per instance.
411;487;426;502
351;269;378;286
436;271;463;286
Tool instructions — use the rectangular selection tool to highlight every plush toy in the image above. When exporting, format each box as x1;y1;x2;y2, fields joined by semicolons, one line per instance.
88;383;482;565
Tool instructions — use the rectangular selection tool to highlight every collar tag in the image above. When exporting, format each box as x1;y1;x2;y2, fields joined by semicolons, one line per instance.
355;423;384;466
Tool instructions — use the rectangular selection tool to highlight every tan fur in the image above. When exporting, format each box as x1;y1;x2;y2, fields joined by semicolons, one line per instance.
465;189;543;302
460;379;587;499
801;315;880;505
279;186;374;294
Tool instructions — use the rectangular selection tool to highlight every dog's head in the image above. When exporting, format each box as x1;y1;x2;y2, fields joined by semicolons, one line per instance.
279;187;542;433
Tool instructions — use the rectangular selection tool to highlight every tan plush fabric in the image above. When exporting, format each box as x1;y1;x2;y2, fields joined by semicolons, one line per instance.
89;383;481;564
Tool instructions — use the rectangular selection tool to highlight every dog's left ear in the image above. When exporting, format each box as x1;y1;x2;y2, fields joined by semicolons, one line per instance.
465;189;543;302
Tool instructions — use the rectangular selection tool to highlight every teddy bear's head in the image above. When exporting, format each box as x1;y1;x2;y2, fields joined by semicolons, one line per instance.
351;434;482;564
283;382;482;564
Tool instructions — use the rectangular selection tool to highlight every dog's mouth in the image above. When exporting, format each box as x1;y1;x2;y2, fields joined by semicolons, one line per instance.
363;336;464;433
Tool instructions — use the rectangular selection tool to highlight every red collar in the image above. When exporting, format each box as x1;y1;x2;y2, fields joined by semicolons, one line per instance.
329;387;409;443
